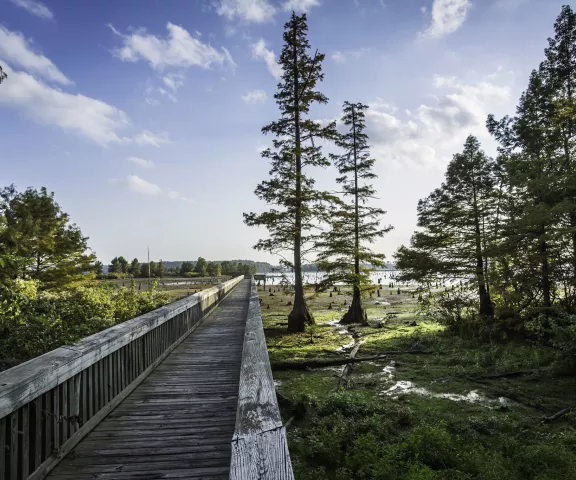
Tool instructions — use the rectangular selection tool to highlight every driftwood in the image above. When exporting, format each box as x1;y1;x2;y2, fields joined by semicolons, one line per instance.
543;405;576;423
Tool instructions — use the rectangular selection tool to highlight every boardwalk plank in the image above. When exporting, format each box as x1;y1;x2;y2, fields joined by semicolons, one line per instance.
47;280;250;480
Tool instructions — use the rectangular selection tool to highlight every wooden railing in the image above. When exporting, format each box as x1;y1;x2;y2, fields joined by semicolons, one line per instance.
0;275;244;480
230;278;295;479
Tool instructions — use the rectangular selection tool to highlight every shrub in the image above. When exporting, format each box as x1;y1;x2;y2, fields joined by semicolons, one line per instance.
0;279;169;371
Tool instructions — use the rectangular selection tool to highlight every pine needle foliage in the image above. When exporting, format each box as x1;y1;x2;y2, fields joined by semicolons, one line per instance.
316;102;392;325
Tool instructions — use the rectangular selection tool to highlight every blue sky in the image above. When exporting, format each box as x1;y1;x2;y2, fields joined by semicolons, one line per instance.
0;0;570;265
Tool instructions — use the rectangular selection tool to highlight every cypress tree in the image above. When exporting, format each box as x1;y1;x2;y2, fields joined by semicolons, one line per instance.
316;102;392;324
244;13;336;332
395;136;497;318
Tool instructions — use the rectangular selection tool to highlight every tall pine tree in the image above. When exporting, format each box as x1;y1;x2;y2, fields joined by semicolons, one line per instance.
316;102;392;325
244;13;336;332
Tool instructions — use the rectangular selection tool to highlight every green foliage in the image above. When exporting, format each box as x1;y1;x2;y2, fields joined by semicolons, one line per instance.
316;102;392;295
179;261;194;275
0;185;96;288
0;278;169;370
194;256;207;276
244;12;337;332
128;258;139;275
287;389;576;480
207;262;222;276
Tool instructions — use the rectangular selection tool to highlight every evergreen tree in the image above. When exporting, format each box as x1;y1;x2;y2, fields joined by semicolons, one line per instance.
109;257;120;274
0;65;6;84
117;256;129;274
94;261;103;275
0;185;95;288
244;12;337;332
316;102;392;324
139;262;149;278
488;69;560;309
155;260;165;277
129;258;140;276
395;136;497;317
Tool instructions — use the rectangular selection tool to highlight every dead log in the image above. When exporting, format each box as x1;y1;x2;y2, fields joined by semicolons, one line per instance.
543;405;576;423
272;354;387;371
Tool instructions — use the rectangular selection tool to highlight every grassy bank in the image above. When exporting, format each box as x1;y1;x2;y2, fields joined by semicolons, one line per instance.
261;285;576;480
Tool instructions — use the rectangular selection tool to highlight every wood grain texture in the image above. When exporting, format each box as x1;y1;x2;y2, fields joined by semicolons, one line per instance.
230;279;294;480
46;279;251;480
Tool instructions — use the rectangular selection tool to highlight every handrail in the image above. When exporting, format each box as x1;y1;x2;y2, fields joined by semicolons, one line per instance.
229;278;295;479
0;275;244;480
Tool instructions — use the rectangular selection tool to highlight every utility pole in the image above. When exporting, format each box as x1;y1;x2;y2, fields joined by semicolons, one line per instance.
148;246;151;289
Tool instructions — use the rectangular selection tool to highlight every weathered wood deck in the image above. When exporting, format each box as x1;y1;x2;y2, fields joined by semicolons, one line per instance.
47;279;251;480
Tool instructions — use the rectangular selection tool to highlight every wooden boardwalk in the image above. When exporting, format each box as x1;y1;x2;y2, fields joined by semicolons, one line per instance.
47;279;251;480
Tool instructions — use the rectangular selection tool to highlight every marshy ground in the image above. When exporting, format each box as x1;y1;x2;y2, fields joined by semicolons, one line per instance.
260;284;576;480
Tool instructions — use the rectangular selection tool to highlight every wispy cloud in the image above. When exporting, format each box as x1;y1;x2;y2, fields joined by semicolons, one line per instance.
9;0;53;19
127;156;155;169
216;0;276;24
109;23;235;71
0;26;71;85
241;89;267;104
282;0;321;13
421;0;471;39
252;39;282;80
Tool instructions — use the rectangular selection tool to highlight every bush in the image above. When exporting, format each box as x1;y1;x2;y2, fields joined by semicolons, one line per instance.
0;279;169;371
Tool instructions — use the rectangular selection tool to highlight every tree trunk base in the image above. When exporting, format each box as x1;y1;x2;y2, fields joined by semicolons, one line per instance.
288;303;314;333
340;290;367;325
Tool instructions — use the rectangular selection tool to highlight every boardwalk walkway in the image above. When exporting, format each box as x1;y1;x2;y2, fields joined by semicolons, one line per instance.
47;279;251;480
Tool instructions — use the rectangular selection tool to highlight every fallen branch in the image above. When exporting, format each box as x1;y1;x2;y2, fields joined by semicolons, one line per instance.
272;354;387;371
337;341;362;390
543;405;576;423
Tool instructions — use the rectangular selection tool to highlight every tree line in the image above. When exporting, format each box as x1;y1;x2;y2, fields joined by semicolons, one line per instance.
396;6;576;335
96;256;256;279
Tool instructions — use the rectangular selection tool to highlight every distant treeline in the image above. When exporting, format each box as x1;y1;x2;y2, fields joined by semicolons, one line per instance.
95;257;258;279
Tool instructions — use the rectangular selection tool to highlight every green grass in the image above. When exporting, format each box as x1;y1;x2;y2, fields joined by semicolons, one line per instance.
262;285;576;480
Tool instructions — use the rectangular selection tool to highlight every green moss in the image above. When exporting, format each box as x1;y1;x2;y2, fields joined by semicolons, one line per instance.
263;285;576;480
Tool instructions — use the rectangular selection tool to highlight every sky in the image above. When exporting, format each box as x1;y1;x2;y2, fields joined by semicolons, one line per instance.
0;0;570;265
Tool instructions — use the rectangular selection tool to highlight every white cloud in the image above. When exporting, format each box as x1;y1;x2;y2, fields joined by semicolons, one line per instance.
332;51;345;62
0;64;167;147
252;39;282;80
216;0;276;24
366;72;512;169
162;72;184;92
127;156;155;169
9;0;53;19
330;47;370;63
282;0;321;12
126;175;162;195
421;0;471;38
109;23;234;71
132;131;170;147
242;89;267;104
0;26;71;85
